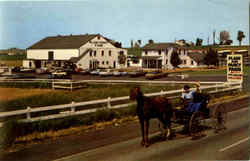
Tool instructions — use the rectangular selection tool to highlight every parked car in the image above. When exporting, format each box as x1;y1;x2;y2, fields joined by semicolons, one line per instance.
113;71;121;76
79;69;90;75
48;70;72;79
6;74;36;79
90;69;102;75
145;71;168;80
19;68;35;73
128;70;146;77
99;69;114;77
36;67;49;74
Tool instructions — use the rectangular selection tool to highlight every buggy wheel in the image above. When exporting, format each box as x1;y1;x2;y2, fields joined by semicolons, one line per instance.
213;104;227;132
189;111;205;136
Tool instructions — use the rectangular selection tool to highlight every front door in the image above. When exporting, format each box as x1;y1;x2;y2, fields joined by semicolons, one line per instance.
34;60;41;68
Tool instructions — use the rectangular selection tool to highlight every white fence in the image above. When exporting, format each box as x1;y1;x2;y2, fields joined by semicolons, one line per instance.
0;82;242;128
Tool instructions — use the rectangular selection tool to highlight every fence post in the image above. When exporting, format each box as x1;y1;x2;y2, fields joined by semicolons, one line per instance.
52;80;54;90
215;83;218;92
239;82;243;92
27;106;31;120
71;101;75;113
161;90;164;96
107;97;111;109
71;81;73;92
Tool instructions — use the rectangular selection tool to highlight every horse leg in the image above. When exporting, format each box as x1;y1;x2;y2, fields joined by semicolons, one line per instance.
139;117;145;146
158;120;165;139
144;119;150;147
162;113;172;140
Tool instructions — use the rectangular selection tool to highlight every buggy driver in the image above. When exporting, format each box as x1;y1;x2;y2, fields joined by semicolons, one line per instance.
181;81;200;112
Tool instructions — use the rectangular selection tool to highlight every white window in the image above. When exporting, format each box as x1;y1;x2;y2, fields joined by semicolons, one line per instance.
191;60;194;65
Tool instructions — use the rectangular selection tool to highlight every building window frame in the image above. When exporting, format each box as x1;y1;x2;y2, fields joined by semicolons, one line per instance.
102;50;104;56
48;51;54;60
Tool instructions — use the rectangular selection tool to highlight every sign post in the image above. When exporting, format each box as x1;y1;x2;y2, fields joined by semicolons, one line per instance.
227;54;243;83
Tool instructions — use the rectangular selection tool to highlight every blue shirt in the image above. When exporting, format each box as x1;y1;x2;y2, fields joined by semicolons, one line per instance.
181;90;195;100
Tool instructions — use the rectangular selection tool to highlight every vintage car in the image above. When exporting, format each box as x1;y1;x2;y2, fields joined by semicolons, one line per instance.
90;69;102;75
48;70;72;79
79;69;90;75
145;71;168;80
112;70;128;76
128;70;146;77
6;74;36;79
99;69;114;77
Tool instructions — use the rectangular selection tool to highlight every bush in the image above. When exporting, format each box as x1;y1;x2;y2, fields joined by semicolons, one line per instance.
0;120;22;148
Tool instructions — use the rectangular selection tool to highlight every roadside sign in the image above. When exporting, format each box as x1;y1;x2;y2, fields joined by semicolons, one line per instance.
227;54;243;83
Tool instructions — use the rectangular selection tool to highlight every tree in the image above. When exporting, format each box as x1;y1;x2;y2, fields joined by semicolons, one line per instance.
219;30;232;45
170;50;181;68
213;30;216;45
135;40;141;48
195;38;203;46
130;40;134;48
118;53;126;65
204;48;219;66
237;30;245;46
148;39;154;44
114;42;122;48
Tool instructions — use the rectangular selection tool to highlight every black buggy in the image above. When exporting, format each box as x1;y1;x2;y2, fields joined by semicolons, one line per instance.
172;92;227;136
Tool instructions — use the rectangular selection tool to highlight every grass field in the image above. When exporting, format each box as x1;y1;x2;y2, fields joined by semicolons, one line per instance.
0;60;22;67
0;88;54;102
1;83;184;111
178;66;249;76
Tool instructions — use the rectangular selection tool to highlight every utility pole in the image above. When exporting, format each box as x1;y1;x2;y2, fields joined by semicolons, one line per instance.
213;30;216;45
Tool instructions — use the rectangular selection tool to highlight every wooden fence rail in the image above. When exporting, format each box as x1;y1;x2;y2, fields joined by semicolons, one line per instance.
0;82;242;127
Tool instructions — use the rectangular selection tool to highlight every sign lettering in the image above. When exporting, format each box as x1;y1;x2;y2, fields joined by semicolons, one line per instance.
227;54;243;83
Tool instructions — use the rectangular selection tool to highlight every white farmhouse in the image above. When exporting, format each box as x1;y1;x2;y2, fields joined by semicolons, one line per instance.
142;43;207;69
25;34;127;70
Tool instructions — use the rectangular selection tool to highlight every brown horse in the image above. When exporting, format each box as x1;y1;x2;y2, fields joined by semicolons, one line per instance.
130;87;173;147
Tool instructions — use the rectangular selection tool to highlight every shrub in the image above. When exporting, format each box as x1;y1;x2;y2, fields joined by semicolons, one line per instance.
0;120;21;148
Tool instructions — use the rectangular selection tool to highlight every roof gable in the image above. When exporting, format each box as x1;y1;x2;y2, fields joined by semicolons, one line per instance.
187;52;206;63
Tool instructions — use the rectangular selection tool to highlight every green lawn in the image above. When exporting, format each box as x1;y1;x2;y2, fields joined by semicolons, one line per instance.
1;84;184;111
182;66;248;76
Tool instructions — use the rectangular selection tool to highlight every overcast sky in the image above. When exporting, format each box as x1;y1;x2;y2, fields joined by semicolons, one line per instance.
0;0;249;49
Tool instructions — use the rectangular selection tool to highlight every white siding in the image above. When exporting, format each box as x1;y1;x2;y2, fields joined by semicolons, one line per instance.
76;35;127;69
27;49;79;60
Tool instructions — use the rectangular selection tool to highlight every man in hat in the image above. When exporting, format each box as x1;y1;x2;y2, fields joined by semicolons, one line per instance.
181;82;200;110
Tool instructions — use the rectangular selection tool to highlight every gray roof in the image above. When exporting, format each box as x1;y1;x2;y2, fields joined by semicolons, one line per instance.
27;34;98;49
187;52;206;63
143;43;179;50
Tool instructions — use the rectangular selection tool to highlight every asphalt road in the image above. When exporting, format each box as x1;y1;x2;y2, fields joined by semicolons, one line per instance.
54;107;249;161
